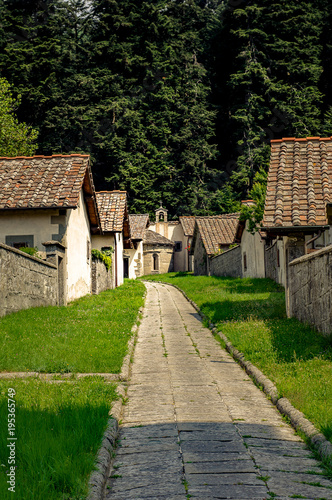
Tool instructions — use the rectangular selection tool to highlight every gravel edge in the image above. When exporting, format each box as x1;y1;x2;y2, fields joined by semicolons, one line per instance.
87;292;146;500
153;280;332;466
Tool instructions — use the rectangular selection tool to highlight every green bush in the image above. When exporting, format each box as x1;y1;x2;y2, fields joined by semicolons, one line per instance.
19;246;39;258
91;248;112;271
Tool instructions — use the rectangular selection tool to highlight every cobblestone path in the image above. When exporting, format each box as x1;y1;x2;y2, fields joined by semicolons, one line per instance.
105;282;332;499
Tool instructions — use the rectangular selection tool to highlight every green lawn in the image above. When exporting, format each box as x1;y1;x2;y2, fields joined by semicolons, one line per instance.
143;273;332;448
0;279;145;373
0;279;146;499
0;377;118;500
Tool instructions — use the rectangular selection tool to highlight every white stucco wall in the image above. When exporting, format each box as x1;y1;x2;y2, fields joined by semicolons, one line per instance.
168;223;184;272
0;209;60;258
150;221;190;272
115;233;124;286
91;234;115;251
241;223;265;278
125;240;144;279
66;190;92;301
91;232;123;287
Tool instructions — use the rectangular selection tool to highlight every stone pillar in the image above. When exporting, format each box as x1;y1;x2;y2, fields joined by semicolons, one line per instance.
43;241;67;306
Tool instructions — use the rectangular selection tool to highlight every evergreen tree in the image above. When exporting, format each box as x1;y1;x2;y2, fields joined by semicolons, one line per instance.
215;0;324;199
90;0;218;215
0;0;330;216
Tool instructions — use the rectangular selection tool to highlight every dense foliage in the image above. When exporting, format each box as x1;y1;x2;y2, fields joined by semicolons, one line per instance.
0;77;38;156
0;0;330;217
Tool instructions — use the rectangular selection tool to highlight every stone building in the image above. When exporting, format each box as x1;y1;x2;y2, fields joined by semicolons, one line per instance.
143;229;174;275
0;154;101;303
190;214;241;275
179;216;195;271
149;205;194;272
126;214;150;278
91;190;130;288
262;136;332;287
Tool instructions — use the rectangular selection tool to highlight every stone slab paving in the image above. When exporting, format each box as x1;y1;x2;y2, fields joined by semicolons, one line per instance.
105;282;332;499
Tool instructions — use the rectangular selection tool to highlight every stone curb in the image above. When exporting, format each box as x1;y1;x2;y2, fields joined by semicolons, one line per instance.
87;294;146;500
0;372;121;381
152;280;332;467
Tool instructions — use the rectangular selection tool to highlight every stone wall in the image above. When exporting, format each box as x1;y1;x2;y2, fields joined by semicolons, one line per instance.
91;257;113;294
265;241;278;282
210;245;243;278
288;245;332;335
0;243;58;317
193;233;207;275
143;245;174;275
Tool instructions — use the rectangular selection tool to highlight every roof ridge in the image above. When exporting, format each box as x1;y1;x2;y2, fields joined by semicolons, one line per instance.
129;213;150;216
96;190;127;194
0;154;90;160
271;136;332;144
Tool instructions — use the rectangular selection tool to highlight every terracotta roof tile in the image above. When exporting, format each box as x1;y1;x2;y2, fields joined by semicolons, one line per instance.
263;137;332;228
195;214;240;255
143;229;174;246
129;214;150;240
0;155;90;210
179;216;195;236
96;191;127;233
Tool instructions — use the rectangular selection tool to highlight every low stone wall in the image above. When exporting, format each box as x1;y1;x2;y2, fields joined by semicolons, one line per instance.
288;245;332;335
91;257;113;294
0;243;58;317
210;245;242;278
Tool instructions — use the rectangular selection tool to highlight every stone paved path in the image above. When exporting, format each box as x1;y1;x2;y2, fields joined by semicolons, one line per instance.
105;282;332;499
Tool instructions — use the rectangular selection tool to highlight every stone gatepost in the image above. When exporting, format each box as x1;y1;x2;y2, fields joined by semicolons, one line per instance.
43;241;67;306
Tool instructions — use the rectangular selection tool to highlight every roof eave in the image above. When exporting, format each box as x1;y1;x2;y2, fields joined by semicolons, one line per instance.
82;165;102;234
261;224;329;235
0;205;78;211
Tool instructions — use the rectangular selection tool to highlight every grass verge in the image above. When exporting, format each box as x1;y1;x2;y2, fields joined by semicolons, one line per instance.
0;279;145;373
143;273;332;448
0;377;118;500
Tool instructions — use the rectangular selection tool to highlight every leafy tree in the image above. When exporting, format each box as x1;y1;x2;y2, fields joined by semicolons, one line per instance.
0;77;38;156
240;168;268;234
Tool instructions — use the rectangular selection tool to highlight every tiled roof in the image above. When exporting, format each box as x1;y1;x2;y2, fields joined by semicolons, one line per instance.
143;229;174;246
179;216;195;236
0;154;90;209
0;154;100;229
194;214;240;255
263;137;332;228
96;191;127;232
129;214;150;240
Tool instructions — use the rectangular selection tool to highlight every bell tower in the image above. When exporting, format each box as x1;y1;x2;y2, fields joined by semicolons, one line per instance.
155;203;168;237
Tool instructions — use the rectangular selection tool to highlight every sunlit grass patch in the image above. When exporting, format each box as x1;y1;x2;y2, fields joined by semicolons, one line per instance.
0;377;118;500
0;279;145;373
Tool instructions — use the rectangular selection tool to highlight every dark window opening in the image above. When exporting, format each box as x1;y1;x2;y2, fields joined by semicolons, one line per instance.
277;249;280;267
243;252;247;271
174;241;182;252
6;235;34;249
153;253;159;271
124;257;129;278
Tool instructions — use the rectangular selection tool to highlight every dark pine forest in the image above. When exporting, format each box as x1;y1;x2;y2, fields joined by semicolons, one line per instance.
0;0;331;217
